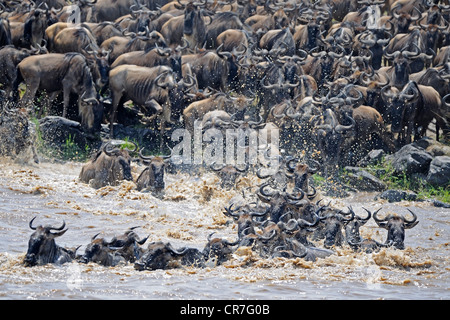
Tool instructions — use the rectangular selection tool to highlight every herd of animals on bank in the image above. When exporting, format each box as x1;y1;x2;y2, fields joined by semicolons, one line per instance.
2;0;448;269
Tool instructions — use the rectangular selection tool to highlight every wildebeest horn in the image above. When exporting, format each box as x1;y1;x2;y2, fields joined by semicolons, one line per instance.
224;203;240;218
359;207;372;223
335;114;355;132
48;220;66;231
286;189;305;202
259;229;277;241
167;243;189;255
372;208;387;228
308;160;321;174
338;206;355;222
223;238;240;246
404;209;418;228
139;147;155;161
306;186;317;199
29;216;37;230
259;182;276;197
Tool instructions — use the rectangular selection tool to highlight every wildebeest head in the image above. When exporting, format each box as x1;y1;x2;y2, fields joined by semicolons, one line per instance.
106;226;150;262
210;162;249;189
223;202;269;237
285;158;320;198
202;232;239;265
134;241;199;270
129;5;153;34
83;47;111;91
103;141;136;183
381;82;419;134
257;182;305;223
136;148;171;191
80;233;116;265
317;206;355;248
344;207;372;247
384;47;423;88
314;108;355;170
24;217;68;267
23;4;49;48
269;6;290;30
373;209;419;250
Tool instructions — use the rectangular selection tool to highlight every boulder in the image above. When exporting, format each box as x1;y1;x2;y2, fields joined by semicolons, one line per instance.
39;116;86;145
342;166;387;191
357;149;385;167
101;123;160;153
426;156;450;187
413;137;450;157
386;144;433;175
38;116;101;159
375;189;418;202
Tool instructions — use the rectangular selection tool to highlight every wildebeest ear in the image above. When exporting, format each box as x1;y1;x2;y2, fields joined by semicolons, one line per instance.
49;228;68;238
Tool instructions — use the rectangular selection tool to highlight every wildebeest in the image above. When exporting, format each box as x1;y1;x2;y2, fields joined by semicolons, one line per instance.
78;141;136;189
0;106;39;164
210;162;249;189
81;227;149;266
17;52;101;132
134;241;205;271
108;65;176;139
381;80;447;146
0;15;12;47
0;45;45;101
136;148;170;192
181;44;241;92
257;182;306;223
313;205;355;248
24;217;73;267
313;108;355;174
202;232;239;265
223;202;269;239
372;208;419;250
9;3;50;48
80;233;126;266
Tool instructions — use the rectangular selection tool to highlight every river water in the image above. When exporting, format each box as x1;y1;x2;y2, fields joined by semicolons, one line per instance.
0;157;448;300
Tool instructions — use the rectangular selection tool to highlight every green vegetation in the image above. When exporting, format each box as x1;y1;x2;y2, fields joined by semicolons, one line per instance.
61;133;90;161
364;157;450;203
119;136;139;151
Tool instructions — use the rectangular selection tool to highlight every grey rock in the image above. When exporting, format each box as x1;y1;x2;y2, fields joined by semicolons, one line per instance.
375;189;418;202
39;116;88;148
342;166;387;191
357;149;385;167
388;144;433;175
426;156;450;187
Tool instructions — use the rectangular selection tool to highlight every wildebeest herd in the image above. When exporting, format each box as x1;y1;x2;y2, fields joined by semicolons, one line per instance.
1;0;445;269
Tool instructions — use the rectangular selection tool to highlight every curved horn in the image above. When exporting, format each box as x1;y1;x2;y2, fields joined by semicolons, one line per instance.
259;182;276;197
48;220;66;231
223;238;240;246
29;216;37;230
210;161;225;171
259;229;277;241
167;243;189;255
335;114;355;132
139;147;154;161
359;207;372;224
372;208;387;228
404;209;418;228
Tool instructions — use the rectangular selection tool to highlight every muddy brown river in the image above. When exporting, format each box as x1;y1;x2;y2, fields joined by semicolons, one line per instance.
0;157;448;300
